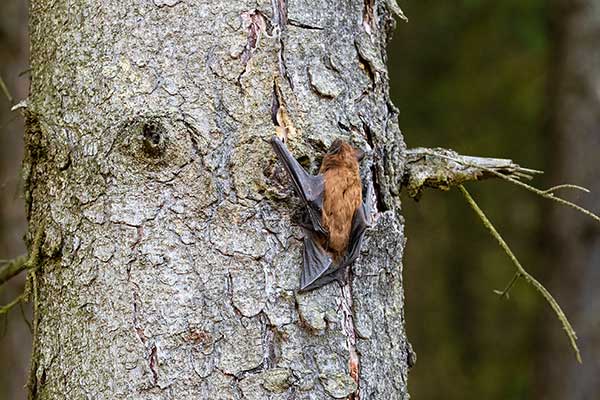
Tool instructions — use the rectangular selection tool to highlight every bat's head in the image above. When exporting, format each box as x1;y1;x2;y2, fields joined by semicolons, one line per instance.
327;139;364;161
321;139;365;173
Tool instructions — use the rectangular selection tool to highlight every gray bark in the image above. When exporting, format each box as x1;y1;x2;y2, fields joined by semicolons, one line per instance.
26;0;409;398
540;0;600;397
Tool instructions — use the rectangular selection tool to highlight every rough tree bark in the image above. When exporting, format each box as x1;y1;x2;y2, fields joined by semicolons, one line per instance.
540;0;600;397
25;0;410;398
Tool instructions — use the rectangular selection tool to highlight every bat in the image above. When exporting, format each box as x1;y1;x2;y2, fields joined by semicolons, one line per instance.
270;136;371;292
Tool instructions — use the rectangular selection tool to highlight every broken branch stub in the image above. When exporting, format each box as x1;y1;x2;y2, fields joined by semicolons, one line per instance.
403;147;541;200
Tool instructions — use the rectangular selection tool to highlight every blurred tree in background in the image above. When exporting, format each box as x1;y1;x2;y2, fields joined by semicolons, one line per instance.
0;0;597;399
389;1;554;399
0;1;30;400
539;0;600;398
0;2;28;250
390;0;599;399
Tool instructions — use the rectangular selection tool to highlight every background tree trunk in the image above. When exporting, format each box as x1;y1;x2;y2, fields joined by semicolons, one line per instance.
540;0;600;398
0;1;30;399
26;0;410;398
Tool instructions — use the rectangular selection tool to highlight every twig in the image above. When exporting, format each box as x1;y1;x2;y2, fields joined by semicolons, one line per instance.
0;75;13;104
25;224;45;400
19;299;33;334
0;313;6;337
459;185;581;363
18;67;32;78
424;150;600;223
485;169;599;223
0;255;29;286
493;272;521;299
0;292;26;316
513;171;534;180
543;184;590;194
27;270;39;400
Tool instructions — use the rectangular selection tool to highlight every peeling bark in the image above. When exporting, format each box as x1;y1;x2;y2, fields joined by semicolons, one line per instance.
26;0;409;398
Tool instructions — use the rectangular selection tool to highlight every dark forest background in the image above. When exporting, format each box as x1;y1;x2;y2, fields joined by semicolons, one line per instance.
1;1;598;399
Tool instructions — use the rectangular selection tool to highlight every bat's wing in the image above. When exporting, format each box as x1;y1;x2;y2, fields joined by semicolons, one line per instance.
270;137;327;235
336;178;374;269
299;223;361;292
337;202;369;270
299;182;375;292
299;234;335;292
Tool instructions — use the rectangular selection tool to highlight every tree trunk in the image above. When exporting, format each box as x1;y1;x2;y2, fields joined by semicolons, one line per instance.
540;0;600;397
25;0;410;398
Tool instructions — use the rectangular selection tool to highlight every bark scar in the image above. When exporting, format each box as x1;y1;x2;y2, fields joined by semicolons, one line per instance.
132;288;147;344
271;79;297;142
239;9;275;83
271;0;288;28
149;344;159;385
362;0;375;35
340;282;360;399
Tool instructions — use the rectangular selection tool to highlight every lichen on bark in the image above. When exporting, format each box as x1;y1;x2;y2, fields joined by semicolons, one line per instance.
25;0;410;398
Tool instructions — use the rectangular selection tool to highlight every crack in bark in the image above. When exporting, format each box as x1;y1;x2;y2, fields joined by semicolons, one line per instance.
270;0;294;91
271;78;297;142
278;39;294;90
355;48;375;87
271;81;282;126
227;271;244;317
237;10;271;84
240;12;262;65
362;0;375;34
149;344;159;385
271;0;288;28
182;119;201;157
132;288;147;344
130;226;144;250
259;312;278;369
340;281;361;400
360;120;386;213
288;19;324;30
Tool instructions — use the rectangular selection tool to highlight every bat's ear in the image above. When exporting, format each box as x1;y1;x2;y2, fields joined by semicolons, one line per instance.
354;148;366;161
327;139;344;155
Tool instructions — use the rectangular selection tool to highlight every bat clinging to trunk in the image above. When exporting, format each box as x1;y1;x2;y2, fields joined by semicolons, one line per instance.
270;136;371;292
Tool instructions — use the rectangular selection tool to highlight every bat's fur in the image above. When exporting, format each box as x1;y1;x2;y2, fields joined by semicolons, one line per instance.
319;140;362;259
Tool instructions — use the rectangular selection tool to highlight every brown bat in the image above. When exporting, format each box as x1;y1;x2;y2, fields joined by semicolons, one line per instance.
271;136;371;292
